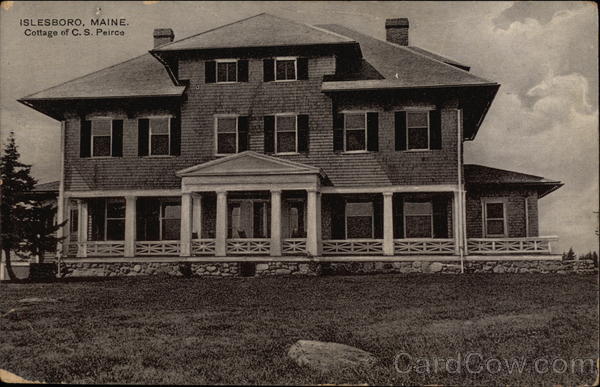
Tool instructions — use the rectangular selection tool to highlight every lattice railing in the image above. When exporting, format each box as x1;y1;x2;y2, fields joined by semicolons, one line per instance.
191;239;216;255
65;243;79;257
322;239;384;255
394;239;456;255
467;237;558;254
135;241;180;256
282;238;307;255
226;238;270;255
77;241;125;257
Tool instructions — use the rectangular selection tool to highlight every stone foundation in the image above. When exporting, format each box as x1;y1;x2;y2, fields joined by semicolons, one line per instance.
58;259;597;278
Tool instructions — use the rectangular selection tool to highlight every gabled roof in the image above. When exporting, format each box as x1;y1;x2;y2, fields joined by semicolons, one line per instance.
405;46;470;71
317;24;496;90
153;13;355;52
464;164;563;198
19;53;185;101
176;151;323;177
33;181;59;193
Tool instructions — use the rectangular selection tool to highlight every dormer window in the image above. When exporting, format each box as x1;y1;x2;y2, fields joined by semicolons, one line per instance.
275;57;297;81
216;59;238;83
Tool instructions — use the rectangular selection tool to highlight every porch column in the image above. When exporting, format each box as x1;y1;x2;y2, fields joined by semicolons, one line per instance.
452;190;461;255
124;196;137;257
383;192;394;256
77;200;88;258
270;190;282;256
215;190;228;256
306;189;322;256
180;193;193;257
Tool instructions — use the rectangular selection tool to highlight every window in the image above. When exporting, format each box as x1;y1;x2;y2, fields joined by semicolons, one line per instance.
276;114;297;154
484;199;506;237
216;59;237;83
346;202;373;239
288;200;305;238
149;118;170;156
91;119;112;157
404;201;433;238
406;111;430;150
89;198;125;241
275;57;297;81
344;113;367;152
161;201;181;240
215;116;238;155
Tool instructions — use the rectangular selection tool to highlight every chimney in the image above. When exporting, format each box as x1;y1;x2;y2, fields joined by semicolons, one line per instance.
153;28;174;48
385;18;409;46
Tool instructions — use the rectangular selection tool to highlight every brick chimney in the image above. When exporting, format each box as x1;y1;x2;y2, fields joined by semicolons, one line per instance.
385;18;409;46
153;28;174;48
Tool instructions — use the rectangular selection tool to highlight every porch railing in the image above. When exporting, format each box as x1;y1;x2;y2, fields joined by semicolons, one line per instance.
282;238;307;255
322;239;384;255
135;241;181;256
467;236;558;254
191;239;216;255
394;238;456;254
226;238;270;255
76;241;125;257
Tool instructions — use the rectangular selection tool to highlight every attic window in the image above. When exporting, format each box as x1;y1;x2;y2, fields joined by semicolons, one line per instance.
275;57;297;81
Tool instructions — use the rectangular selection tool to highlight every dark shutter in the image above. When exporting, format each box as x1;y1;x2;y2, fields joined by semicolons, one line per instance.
111;120;123;157
373;196;383;238
395;111;407;151
433;197;449;238
367;112;379;151
237;60;249;82
170;116;181;156
393;195;404;238
297;114;309;153
263;115;275;153
205;61;216;83
333;113;344;152
331;198;346;239
238;116;249;152
297;57;309;80
263;59;274;82
138;119;149;156
80;120;91;158
429;109;442;149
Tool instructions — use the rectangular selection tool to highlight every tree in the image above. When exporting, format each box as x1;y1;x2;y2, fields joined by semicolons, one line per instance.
1;132;65;281
562;247;576;261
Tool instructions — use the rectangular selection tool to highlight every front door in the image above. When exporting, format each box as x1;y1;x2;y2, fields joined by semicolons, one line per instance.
229;199;270;238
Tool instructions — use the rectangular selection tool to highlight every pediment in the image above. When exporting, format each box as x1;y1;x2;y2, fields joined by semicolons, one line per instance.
177;151;321;177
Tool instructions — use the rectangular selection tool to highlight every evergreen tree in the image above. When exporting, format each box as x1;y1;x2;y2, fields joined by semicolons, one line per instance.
564;247;577;261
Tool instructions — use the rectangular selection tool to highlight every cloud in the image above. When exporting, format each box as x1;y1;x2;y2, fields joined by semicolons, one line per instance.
492;1;583;30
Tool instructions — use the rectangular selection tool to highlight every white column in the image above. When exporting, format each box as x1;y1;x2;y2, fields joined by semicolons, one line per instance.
215;191;228;256
124;196;137;257
77;200;88;258
180;193;193;256
306;189;321;256
193;194;202;239
383;192;394;256
453;191;461;255
270;190;282;256
461;189;468;255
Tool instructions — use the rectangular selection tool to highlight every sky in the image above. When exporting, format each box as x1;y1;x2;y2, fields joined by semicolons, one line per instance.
1;1;598;253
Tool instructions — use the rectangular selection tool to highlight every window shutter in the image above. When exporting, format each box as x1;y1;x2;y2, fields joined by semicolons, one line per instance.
205;61;216;83
80;120;91;158
373;197;383;238
429;110;442;149
297;114;309;153
433;197;448;238
237;60;249;82
333;113;344;152
367;112;379;151
395;111;407;151
170;116;181;156
238;116;249;152
263;115;275;153
297;57;309;80
331;198;346;239
111;120;123;157
393;196;404;238
263;59;274;82
138;118;149;156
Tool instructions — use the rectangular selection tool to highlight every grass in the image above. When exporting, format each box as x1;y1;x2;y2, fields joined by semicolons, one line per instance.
0;273;598;385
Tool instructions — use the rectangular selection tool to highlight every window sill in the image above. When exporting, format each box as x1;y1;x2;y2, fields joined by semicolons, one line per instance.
342;150;370;154
89;156;114;159
215;153;237;157
275;152;300;156
144;155;176;158
273;79;298;83
403;149;432;153
215;81;239;84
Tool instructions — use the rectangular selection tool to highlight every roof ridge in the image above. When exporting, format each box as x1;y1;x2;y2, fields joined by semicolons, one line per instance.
300;22;356;43
406;45;468;68
19;52;154;100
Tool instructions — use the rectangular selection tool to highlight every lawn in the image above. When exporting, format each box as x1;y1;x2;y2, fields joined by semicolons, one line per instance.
0;274;598;385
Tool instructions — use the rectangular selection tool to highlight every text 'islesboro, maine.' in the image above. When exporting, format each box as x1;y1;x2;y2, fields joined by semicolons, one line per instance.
19;18;128;38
